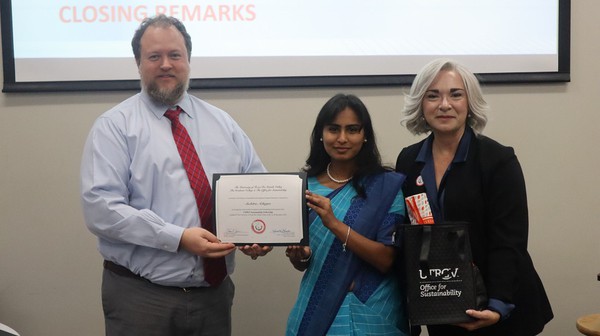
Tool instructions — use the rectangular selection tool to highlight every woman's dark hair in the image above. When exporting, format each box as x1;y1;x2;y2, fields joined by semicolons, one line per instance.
131;14;192;66
304;93;387;197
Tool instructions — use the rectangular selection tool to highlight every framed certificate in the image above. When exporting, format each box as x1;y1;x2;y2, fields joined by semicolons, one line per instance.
212;172;309;246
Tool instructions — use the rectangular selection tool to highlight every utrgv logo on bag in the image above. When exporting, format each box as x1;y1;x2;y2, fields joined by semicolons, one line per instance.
419;267;460;280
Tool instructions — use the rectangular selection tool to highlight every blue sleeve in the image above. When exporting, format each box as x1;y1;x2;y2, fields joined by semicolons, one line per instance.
377;190;405;245
487;298;515;320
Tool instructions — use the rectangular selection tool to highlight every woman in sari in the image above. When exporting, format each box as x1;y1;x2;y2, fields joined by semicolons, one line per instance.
285;93;410;336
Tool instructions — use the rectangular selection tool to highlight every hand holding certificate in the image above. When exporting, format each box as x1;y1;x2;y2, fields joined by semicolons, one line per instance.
212;173;309;246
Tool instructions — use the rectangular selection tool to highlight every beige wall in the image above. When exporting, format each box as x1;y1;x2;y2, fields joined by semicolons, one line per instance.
1;2;599;335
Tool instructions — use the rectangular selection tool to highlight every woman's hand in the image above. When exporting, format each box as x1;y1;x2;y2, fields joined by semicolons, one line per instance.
305;190;341;230
285;245;312;271
305;190;395;273
455;309;501;331
238;244;273;260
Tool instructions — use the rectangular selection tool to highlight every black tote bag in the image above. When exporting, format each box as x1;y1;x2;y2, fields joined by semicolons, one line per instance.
402;222;487;325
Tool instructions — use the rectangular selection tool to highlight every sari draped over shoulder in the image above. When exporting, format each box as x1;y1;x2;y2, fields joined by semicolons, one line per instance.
286;172;409;336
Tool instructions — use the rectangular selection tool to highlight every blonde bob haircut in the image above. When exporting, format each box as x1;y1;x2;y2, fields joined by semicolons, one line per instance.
402;58;489;135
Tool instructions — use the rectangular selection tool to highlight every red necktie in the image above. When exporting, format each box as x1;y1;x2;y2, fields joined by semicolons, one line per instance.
165;106;227;286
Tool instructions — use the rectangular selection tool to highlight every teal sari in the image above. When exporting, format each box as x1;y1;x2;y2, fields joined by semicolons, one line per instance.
286;172;409;336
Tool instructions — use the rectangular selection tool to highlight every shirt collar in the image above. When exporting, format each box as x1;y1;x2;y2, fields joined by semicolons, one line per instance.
415;127;473;163
140;90;193;119
415;135;433;163
453;126;473;163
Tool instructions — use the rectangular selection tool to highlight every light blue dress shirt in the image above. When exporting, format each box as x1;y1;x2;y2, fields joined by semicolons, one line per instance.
80;91;266;287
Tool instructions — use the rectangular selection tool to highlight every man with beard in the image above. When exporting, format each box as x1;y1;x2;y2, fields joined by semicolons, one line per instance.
80;14;268;336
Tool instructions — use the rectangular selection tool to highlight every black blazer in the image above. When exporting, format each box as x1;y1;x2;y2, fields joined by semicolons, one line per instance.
396;132;553;336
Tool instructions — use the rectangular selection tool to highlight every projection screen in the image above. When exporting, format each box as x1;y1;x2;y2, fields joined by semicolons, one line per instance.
1;0;570;92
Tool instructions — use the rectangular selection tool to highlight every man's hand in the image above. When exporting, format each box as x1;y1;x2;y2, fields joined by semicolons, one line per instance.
179;227;236;257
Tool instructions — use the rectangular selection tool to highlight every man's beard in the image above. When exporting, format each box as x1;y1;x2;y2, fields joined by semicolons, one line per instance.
144;78;189;106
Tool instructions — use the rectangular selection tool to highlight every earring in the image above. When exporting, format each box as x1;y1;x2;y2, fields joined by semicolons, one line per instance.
320;138;323;142
364;139;367;143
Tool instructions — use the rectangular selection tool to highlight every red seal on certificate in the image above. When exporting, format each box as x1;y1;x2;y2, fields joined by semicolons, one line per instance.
251;219;266;234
